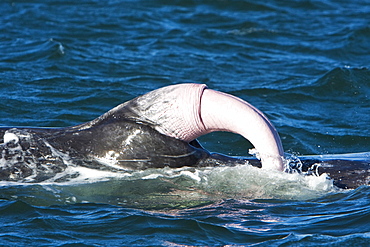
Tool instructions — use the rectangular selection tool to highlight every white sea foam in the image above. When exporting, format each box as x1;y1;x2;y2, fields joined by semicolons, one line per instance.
0;160;336;200
0;130;337;203
194;164;335;200
0;161;338;208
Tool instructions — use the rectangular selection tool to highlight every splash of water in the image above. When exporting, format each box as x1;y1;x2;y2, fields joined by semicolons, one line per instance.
0;130;337;208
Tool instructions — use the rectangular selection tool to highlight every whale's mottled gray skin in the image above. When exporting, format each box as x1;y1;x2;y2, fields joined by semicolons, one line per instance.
0;84;368;188
0;122;212;182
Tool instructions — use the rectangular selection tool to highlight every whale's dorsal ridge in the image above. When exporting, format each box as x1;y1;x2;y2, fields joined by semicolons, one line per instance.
78;94;161;133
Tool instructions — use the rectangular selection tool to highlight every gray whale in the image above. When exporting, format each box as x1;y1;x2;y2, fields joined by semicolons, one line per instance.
0;84;368;189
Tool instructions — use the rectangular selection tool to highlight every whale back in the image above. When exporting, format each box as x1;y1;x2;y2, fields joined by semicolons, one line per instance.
0;113;210;182
1;98;369;188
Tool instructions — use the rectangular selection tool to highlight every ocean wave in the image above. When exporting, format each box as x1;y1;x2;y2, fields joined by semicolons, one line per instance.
1;39;64;63
304;67;370;100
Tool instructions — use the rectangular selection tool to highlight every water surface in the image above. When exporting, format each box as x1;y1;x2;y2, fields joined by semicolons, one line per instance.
0;0;369;246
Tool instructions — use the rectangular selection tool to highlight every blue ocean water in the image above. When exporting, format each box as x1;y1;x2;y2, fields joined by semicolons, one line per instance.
0;0;369;246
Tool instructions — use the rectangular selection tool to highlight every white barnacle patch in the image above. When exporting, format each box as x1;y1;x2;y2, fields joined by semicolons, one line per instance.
107;150;117;157
124;129;141;146
100;150;119;162
94;150;128;171
3;132;19;144
1;131;27;172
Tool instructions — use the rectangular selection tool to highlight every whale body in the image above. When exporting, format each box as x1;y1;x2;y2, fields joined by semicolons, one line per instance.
0;84;368;189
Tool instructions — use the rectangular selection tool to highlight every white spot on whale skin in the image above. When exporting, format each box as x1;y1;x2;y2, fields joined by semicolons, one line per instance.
107;150;118;158
124;129;141;146
96;150;119;165
3;132;19;144
93;150;128;171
